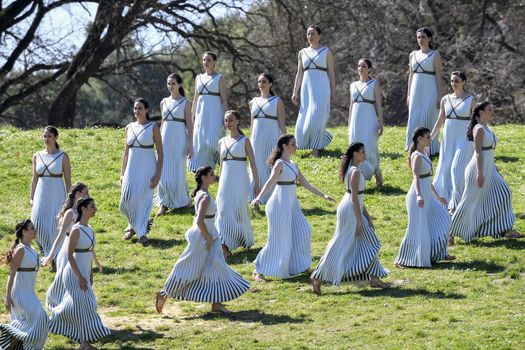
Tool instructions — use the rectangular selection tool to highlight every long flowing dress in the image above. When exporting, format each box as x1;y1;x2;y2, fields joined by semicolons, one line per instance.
254;159;311;278
395;152;450;267
160;191;250;302
249;96;281;203
119;121;156;238
311;166;388;285
449;125;515;241
155;97;191;209
295;47;333;150
49;224;111;343
433;94;474;204
348;80;380;180
406;50;440;155
0;245;48;350
31;150;66;256
188;73;224;171
46;208;78;311
216;136;254;251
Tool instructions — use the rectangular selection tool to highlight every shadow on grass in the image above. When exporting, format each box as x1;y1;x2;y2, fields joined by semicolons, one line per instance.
356;287;465;299
320;148;344;159
432;259;504;273
380;151;403;160
301;207;336;216
365;183;405;196
142;238;184;250
94;265;140;275
187;309;309;325
228;247;262;264
103;326;164;349
470;239;525;250
496;155;519;163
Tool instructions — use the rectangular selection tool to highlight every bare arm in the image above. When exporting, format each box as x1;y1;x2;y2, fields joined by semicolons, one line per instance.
120;126;130;181
277;98;287;134
67;228;88;291
291;50;303;106
430;97;447;140
30;154;38;206
219;76;228;111
62;152;71;193
327;48;336;105
349;169;363;234
218;139;223;178
92;248;102;272
411;155;424;208
191;81;200;123
5;246;23;312
406;52;414;106
374;81;384;136
348;84;355;128
245;139;260;196
248;99;254;135
473;126;485;187
195;195;213;250
159;100;165;131
151;124;163;188
251;161;283;205
185;101;194;158
297;169;335;202
433;52;443;108
43;210;74;265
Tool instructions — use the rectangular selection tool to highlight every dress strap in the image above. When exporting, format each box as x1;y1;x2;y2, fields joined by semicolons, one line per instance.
352;80;376;104
302;48;328;72
76;226;94;253
413;51;436;75
222;137;246;161
198;74;221;96
129;122;154;148
481;126;496;150
163;98;187;123
37;151;64;177
19;245;39;271
281;160;299;182
252;96;279;120
419;154;433;178
445;95;472;120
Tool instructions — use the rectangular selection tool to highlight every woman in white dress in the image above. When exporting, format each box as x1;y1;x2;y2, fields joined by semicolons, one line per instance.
120;98;163;244
49;198;111;349
30;126;71;256
311;143;390;294
431;71;475;216
291;25;336;157
43;183;102;311
251;135;335;281
1;220;48;350
449;102;522;241
155;166;250;315
348;58;384;186
406;27;443;155
217;110;260;258
395;127;454;268
188;51;228;171
249;73;287;204
156;73;193;216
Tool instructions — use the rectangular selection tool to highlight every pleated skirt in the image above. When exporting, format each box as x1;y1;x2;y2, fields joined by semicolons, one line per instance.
349;103;380;180
45;237;70;311
448;141;474;211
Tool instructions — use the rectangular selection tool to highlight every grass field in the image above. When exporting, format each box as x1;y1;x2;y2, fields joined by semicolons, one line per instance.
0;125;524;350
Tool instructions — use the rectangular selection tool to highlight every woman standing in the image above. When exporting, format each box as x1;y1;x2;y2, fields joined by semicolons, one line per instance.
156;73;193;216
395;127;454;268
449;102;521;241
1;220;48;350
311;143;389;294
188;52;228;171
156;166;250;314
120;98;163;244
292;25;336;157
348;58;384;185
405;27;443;155
217;111;260;258
49;198;111;349
249;73;286;204
30;126;71;256
251;135;335;281
430;71;475;212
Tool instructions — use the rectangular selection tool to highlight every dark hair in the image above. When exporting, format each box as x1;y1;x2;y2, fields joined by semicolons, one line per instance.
4;219;32;265
45;125;60;149
359;58;372;69
407;127;431;165
268;134;295;166
59;182;88;220
167;73;185;97
225;110;244;136
192;166;213;197
259;73;275;96
416;27;434;50
451;70;467;82
340;142;365;182
75;197;95;223
203;51;218;61
467;101;490;141
307;24;321;35
135;98;150;120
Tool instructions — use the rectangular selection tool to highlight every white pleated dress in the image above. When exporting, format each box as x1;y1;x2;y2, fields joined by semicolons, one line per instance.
188;73;224;171
311;166;388;285
155;97;191;209
254;159;312;278
49;224;110;342
433;95;474;203
216;136;254;251
249;96;281;204
120;122;156;238
406;50;440;155
46;209;77;311
449;125;515;241
348;80;380;180
160;191;250;302
0;245;48;350
31;151;66;256
395;152;450;267
295;47;333;150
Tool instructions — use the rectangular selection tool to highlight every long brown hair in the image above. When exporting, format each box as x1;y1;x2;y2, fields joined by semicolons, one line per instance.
58;182;87;221
267;134;295;166
340;142;364;182
467;102;490;141
407;127;430;166
3;219;32;265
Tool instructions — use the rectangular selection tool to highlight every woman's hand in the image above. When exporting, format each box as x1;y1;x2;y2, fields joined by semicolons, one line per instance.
187;144;194;159
324;194;336;202
291;94;299;106
79;276;88;291
436;195;448;206
250;198;261;207
150;173;161;188
356;220;363;236
96;262;103;273
477;173;484;188
205;236;213;251
253;184;261;198
377;123;384;137
417;194;424;208
41;255;51;267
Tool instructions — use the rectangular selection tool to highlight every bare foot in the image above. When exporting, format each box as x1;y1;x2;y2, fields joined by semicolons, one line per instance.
123;227;135;240
311;277;322;295
156;205;168;216
222;244;232;259
504;230;524;239
394;263;406;269
443;254;456;261
311;149;320;157
375;170;383;188
211;303;231;314
252;271;266;282
370;277;392;288
156;291;167;313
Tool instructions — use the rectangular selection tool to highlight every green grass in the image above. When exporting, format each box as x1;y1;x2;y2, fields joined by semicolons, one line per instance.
0;125;524;349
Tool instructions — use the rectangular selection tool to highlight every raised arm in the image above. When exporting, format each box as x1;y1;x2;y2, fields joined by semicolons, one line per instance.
291;50;304;106
185;100;194;159
245;139;260;196
251;161;283;205
297;169;335;202
374;81;384;136
431;97;447;140
151;124;163;188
